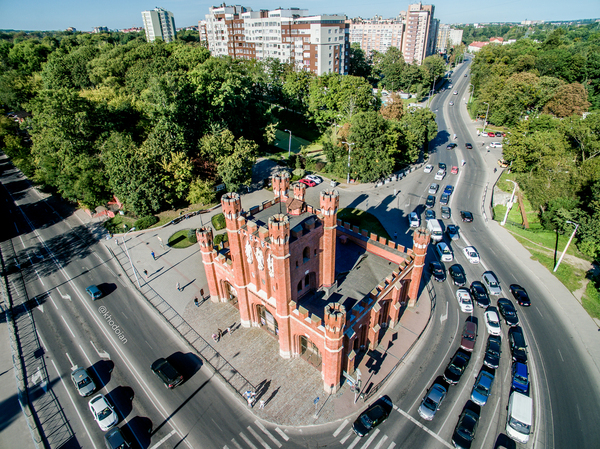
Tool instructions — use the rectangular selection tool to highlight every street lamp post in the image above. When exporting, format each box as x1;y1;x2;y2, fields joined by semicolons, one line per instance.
122;227;140;288
501;180;517;226
482;102;490;132
553;221;579;272
468;83;474;105
284;129;292;157
341;141;355;185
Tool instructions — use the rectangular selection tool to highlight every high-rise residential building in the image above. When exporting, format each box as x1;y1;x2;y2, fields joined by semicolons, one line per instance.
142;7;177;43
436;24;462;52
349;17;405;55
203;5;349;76
401;2;436;65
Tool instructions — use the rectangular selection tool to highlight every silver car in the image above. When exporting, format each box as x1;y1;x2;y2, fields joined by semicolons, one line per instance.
418;383;447;420
71;367;96;397
482;271;502;296
428;183;439;194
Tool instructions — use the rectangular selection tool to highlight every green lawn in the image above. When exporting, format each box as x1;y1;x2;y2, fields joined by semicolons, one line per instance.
104;215;137;234
168;230;196;249
337;208;390;240
583;278;600;319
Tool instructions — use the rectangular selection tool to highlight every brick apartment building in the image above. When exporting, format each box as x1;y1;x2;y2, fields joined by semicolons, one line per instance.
197;173;430;392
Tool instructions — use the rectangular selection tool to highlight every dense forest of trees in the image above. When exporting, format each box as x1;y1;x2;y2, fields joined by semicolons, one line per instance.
0;30;436;216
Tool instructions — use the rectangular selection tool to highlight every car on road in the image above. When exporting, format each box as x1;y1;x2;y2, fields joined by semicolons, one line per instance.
151;358;184;389
305;174;323;184
429;261;446;282
482;271;502;296
510;284;531;307
512;362;529;394
88;394;118;431
428;183;439;194
495;131;504;137
509;326;528;364
484;335;501;369
86;285;102;300
470;281;490;307
71;367;96;397
418;383;447;420
487;131;496;137
425;209;436;220
447;143;458;150
465;143;473;149
490;142;503;148
456;288;474;313
105;427;130;449
440;194;450;206
449;264;467;286
460;321;478;352
484;307;502;336
464;73;468;77
436;242;453;262
352;397;393;437
497;298;519;326
449;101;454;106
426;195;436;208
408;212;420;228
471;370;495;406
434;170;446;181
460;211;473;222
441;206;451;219
463;246;480;264
438;162;447;171
444;350;471;385
299;178;316;187
452;409;479;449
453;90;458;95
447;224;460;240
424;164;434;173
451;165;459;174
444;185;454;195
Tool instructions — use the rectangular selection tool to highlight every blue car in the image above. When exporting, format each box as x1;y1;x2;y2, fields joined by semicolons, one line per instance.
471;370;495;406
444;185;454;195
512;362;529;394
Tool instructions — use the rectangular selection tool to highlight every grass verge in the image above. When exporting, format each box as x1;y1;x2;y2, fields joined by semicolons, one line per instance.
337;208;390;240
104;215;136;234
582;277;600;319
168;230;196;249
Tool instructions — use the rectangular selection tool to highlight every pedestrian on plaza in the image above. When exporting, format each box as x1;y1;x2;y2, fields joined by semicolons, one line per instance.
143;269;148;279
226;326;231;335
259;400;265;409
194;297;199;307
176;282;181;292
217;328;223;339
151;251;156;260
116;239;120;246
212;333;218;342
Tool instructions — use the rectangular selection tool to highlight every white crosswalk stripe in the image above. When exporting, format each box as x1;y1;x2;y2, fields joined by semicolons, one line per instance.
247;426;271;449
274;427;289;441
359;428;380;449
238;432;258;449
347;434;362;449
387;442;396;449
372;434;388;449
333;419;349;437
254;421;282;448
228;438;243;449
340;431;353;444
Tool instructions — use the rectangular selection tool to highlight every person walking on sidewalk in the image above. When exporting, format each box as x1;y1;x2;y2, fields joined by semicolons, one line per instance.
151;251;156;260
259;400;265;409
176;282;181;292
143;269;148;279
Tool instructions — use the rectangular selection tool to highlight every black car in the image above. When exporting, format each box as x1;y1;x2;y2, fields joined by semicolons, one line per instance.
510;284;531;306
430;261;446;282
425;209;436;220
151;358;184;389
439;162;447;171
105;427;131;449
470;281;490;308
352;396;393;437
449;264;467;286
497;298;519;326
465;143;473;149
509;326;528;364
483;335;501;369
426;195;436;209
460;211;474;222
495;131;503;137
443;350;471;385
452;409;479;449
447;143;458;150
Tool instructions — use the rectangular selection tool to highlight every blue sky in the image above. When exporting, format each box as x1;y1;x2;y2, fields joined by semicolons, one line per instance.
1;0;599;31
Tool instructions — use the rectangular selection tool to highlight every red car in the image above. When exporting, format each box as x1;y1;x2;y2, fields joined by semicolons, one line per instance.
487;132;495;137
299;178;316;187
451;166;459;174
460;321;478;352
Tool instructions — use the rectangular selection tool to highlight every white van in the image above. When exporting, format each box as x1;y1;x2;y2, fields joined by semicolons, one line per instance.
435;242;453;262
427;219;443;242
506;391;533;443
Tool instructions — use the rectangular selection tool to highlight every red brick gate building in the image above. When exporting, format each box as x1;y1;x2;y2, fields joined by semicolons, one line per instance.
198;172;430;393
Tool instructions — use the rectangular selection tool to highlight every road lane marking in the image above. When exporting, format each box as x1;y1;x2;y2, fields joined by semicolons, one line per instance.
373;434;388;449
558;348;564;362
359;428;380;449
347;434;361;449
34;268;45;286
333;419;349;437
65;353;75;369
56;287;71;301
340;431;353;444
440;301;448;323
395;407;452;448
238;431;258;449
61;315;76;338
386;443;396;449
90;340;110;359
255;421;281;447
229;438;243;449
274;427;289;441
149;429;177;449
247;426;270;449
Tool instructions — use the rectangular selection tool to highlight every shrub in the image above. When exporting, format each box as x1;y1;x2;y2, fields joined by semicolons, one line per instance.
213;232;229;248
134;215;158;230
187;229;197;244
212;213;226;230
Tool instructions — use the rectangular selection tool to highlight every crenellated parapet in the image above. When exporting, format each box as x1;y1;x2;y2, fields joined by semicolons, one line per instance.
272;171;290;199
268;214;290;246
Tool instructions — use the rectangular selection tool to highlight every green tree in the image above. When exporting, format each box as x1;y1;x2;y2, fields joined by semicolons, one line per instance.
348;43;372;79
187;178;216;205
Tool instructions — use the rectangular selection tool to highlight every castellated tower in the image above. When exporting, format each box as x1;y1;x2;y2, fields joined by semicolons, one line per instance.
323;302;346;393
320;189;339;288
272;171;290;199
293;182;306;202
197;227;219;302
221;192;252;326
268;214;293;358
407;227;430;307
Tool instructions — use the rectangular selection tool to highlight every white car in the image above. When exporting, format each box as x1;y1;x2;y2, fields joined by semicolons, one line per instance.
453;91;458;95
490;142;503;148
409;212;420;228
305;174;323;184
436;242;453;262
449;101;454;106
424;164;434;173
484;308;502;336
456;288;474;313
463;246;480;264
88;394;118;431
428;183;439;194
434;170;446;181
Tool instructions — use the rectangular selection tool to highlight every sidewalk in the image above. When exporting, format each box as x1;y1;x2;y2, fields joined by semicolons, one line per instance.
96;188;434;426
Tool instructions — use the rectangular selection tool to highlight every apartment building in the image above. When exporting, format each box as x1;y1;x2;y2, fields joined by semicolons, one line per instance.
436;24;463;52
401;3;436;65
349;17;405;55
203;5;349;75
142;7;177;43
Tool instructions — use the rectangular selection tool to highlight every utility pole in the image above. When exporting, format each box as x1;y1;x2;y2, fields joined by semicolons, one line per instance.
284;129;292;157
553;221;579;272
341;141;355;184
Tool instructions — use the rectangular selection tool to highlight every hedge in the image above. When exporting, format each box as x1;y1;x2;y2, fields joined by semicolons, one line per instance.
134;215;159;230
